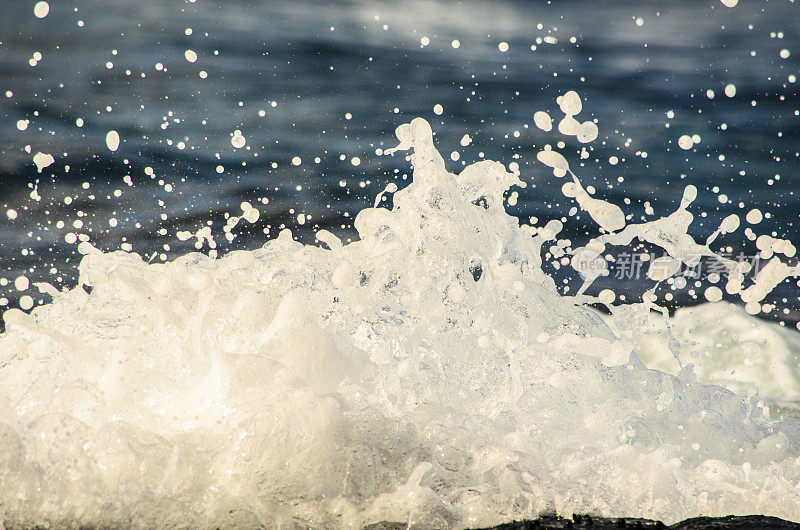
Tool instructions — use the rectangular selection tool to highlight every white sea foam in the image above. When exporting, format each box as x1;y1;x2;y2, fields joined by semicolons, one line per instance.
1;119;800;528
628;302;800;406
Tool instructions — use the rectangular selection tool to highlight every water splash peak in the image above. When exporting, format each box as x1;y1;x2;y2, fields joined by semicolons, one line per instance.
1;119;799;528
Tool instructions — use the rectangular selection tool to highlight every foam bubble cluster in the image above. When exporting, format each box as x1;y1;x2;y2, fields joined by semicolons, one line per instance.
1;119;800;528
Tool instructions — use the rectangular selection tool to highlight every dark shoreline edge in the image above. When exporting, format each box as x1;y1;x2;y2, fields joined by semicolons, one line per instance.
485;515;800;529
4;514;799;529
366;514;800;530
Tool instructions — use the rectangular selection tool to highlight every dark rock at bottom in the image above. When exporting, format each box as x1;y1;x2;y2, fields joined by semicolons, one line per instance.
365;514;800;530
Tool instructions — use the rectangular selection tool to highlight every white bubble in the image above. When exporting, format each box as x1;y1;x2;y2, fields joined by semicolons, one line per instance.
498;42;509;52
779;49;790;59
33;1;49;18
16;119;29;131
242;203;260;223
598;289;616;304
292;156;302;166
106;130;120;152
577;121;598;144
185;49;198;63
558;91;582;116
533;111;553;132
231;131;246;149
678;135;694;150
351;157;361;166
724;84;736;98
460;134;472;147
77;242;93;255
14;276;29;291
704;286;723;302
433;104;443;115
609;156;619;165
720;0;738;6
33;152;55;172
420;36;430;46
6;209;17;220
19;295;34;311
746;209;763;224
537;149;570;177
720;213;739;233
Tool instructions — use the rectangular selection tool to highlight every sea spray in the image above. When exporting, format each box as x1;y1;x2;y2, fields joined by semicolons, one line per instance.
629;302;800;407
1;119;800;528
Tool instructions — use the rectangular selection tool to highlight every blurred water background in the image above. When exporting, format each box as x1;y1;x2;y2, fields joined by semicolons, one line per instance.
0;0;798;325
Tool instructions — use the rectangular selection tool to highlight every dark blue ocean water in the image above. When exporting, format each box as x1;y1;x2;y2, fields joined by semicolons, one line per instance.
0;0;798;322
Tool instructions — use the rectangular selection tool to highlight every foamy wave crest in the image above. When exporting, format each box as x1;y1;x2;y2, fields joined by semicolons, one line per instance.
1;118;799;528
